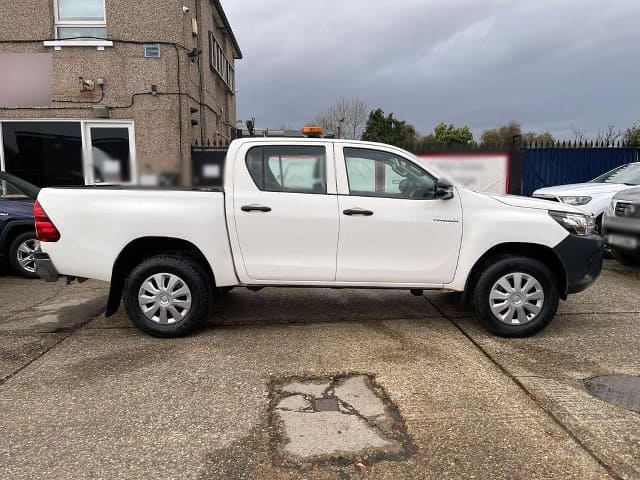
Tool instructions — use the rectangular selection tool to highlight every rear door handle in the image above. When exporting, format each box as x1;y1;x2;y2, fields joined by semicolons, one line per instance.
241;204;272;213
343;208;374;216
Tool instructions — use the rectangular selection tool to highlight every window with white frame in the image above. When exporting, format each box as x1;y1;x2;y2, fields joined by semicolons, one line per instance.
54;0;107;40
209;32;235;93
0;120;135;186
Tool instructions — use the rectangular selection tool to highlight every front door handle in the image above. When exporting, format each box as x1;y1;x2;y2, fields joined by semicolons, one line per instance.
343;208;374;216
241;204;272;213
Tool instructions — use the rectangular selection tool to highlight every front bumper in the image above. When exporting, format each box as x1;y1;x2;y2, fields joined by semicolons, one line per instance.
602;215;640;254
34;251;59;282
553;233;604;295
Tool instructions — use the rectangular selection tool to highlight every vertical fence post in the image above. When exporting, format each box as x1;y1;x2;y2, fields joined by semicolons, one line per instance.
508;148;525;195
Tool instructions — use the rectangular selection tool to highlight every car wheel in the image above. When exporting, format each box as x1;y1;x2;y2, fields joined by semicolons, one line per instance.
123;255;212;337
9;232;39;278
472;256;559;337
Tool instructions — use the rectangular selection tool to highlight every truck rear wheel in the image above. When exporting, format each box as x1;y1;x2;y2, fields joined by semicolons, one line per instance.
471;256;559;337
123;255;211;337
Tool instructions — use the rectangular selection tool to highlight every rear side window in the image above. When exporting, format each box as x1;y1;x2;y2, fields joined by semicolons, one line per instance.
0;174;39;200
245;146;327;194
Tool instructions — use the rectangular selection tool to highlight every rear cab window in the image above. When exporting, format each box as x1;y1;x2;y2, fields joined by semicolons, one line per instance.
246;145;327;194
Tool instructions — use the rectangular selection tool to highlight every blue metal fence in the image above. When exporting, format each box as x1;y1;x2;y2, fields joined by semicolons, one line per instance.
522;147;640;196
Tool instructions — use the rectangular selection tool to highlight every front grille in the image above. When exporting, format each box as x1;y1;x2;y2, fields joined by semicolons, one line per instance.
615;201;640;218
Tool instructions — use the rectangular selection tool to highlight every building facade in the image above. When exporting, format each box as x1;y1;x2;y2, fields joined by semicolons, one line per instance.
0;0;241;186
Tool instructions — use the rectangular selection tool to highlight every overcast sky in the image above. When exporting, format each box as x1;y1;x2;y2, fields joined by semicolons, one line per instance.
222;0;640;140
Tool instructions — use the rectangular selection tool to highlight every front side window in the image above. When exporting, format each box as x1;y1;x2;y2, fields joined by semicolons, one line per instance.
344;147;437;199
590;163;640;186
55;0;107;39
246;146;327;194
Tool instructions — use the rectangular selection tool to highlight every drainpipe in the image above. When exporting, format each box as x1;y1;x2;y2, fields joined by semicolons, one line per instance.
195;0;205;146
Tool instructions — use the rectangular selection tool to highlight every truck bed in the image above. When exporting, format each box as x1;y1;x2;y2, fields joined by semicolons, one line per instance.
37;187;237;285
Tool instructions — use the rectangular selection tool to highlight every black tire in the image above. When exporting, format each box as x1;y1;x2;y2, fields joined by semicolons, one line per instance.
123;255;212;337
9;232;39;278
471;256;559;337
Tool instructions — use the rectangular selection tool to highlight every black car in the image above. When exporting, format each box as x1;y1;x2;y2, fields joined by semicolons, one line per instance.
602;186;640;267
0;172;40;277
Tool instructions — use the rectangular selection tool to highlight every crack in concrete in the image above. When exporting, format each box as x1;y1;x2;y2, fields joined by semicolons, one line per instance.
0;294;107;387
0;332;71;387
1;283;66;320
334;396;391;439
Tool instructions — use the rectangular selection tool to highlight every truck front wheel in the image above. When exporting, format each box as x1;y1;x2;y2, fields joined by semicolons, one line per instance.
123;255;211;337
471;256;559;337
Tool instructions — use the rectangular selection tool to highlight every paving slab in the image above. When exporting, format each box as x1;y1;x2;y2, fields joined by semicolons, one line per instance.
0;332;65;382
0;278;108;332
517;376;640;480
0;276;65;319
276;410;399;460
444;263;640;480
0;315;609;479
333;375;387;419
0;276;108;384
557;264;640;315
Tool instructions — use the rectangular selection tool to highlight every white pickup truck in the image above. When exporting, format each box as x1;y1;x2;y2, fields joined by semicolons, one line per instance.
34;138;604;338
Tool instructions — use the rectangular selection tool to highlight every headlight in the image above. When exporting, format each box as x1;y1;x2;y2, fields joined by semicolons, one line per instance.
559;196;592;205
549;211;596;236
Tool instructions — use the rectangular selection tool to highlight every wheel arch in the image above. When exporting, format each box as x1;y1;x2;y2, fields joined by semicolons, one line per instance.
463;242;568;306
0;220;35;251
106;237;215;317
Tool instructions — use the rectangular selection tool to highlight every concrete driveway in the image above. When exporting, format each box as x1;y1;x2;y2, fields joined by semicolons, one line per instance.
0;262;638;479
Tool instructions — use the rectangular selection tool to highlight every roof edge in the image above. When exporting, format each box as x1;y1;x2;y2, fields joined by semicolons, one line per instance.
211;0;242;59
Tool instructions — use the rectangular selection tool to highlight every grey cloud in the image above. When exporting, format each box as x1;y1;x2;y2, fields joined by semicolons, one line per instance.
223;0;640;139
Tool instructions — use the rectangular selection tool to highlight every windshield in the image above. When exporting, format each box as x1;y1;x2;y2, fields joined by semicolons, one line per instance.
0;172;40;200
590;163;640;185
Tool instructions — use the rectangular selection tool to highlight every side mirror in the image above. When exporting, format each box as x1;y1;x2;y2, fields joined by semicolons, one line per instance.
435;179;454;200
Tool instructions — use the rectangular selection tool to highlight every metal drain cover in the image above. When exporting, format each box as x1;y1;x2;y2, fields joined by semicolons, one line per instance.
584;375;640;413
313;397;340;412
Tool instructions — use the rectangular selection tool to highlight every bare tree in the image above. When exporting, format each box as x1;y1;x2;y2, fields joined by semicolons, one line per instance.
571;125;586;143
313;98;369;139
595;124;622;145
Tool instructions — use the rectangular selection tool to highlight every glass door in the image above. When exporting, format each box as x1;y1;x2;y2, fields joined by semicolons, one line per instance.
84;122;136;184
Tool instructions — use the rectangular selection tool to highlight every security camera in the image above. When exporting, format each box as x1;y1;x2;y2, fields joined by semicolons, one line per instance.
182;5;190;13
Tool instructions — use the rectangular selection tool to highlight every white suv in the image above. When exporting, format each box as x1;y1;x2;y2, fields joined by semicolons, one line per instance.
532;162;640;230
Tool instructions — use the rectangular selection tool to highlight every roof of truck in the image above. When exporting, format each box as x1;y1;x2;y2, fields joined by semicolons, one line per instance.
230;137;407;149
